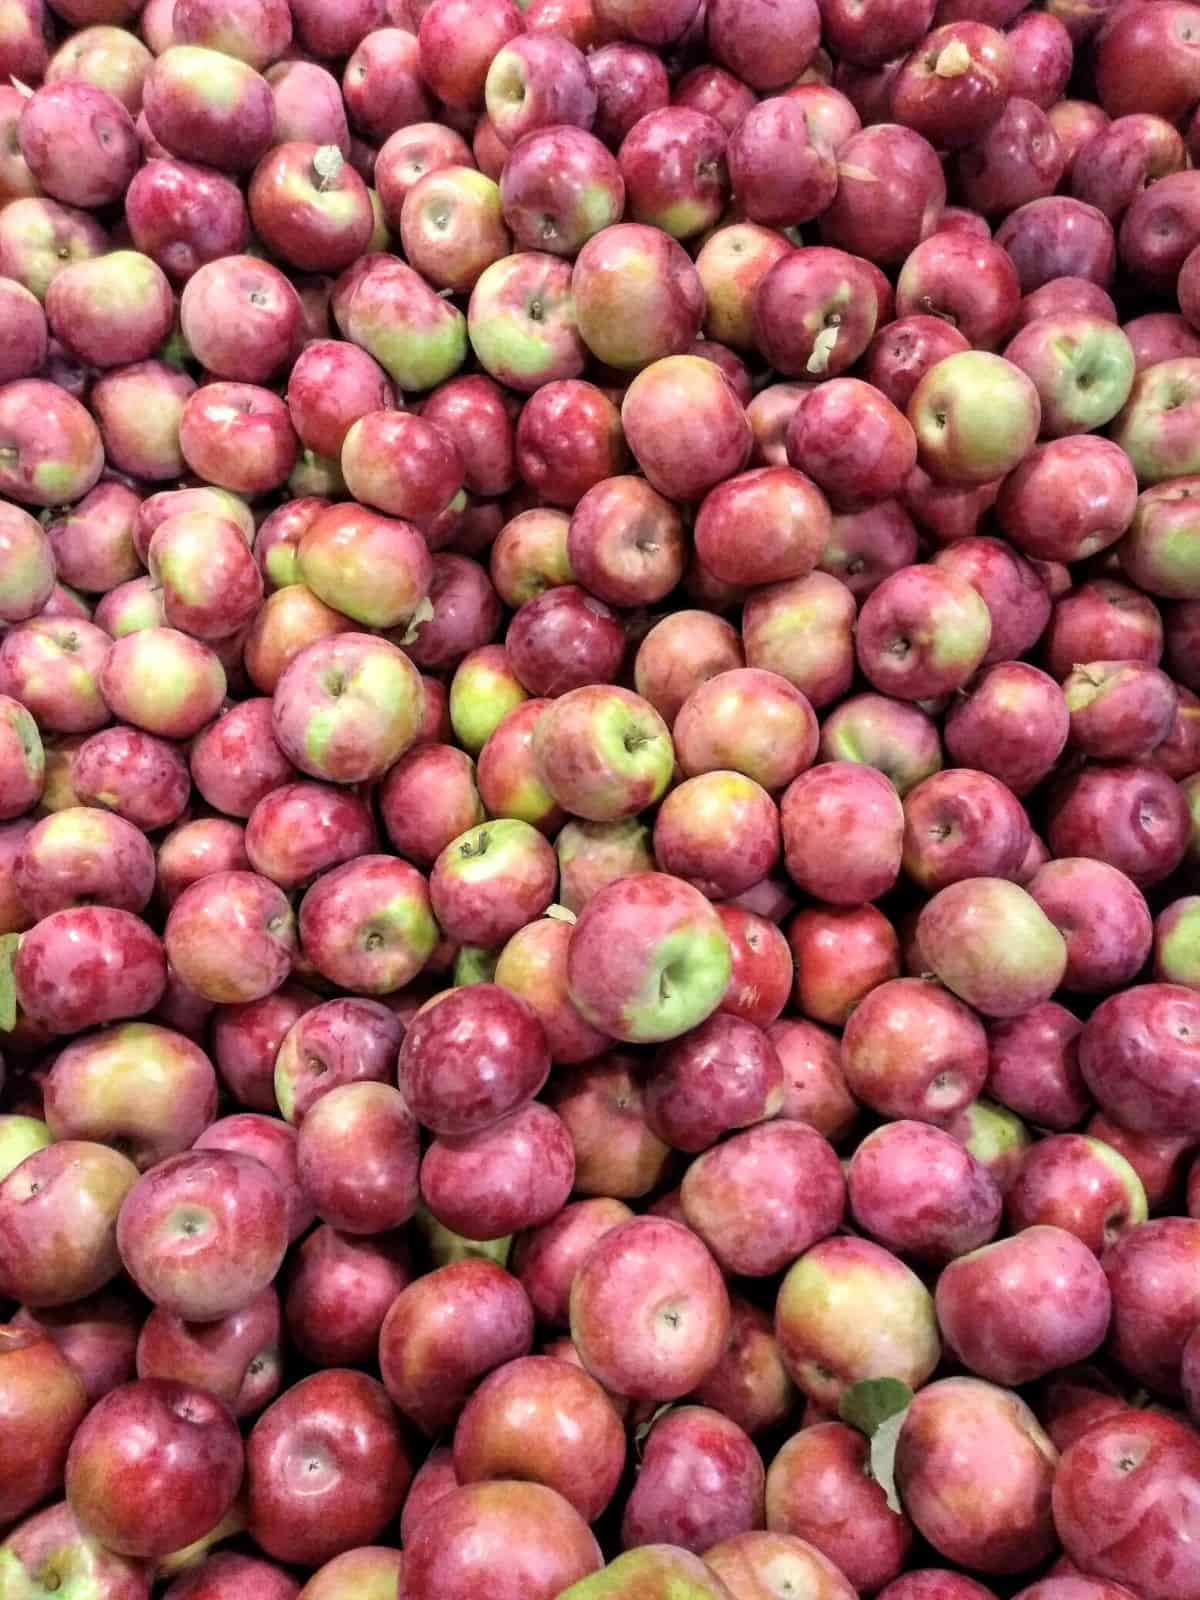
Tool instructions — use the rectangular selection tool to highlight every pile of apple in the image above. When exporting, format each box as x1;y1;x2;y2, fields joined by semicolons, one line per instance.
8;0;1200;1596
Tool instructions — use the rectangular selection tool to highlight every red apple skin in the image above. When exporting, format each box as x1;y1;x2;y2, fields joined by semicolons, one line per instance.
405;1480;601;1600
1125;311;1200;373
452;1354;624;1523
1047;763;1189;889
621;353;751;503
787;904;899;1027
653;771;781;902
572;222;704;372
143;46;276;173
956;98;1066;219
693;468;830;590
164;871;295;1007
420;1101;575;1241
728;96;837;229
863;315;971;414
194;1113;312;1244
706;1531;858;1600
673;668;818;795
125;158;249;284
996;196;1116;296
567;473;688;606
136;1286;281;1420
117;1148;288;1323
13;1288;140;1405
753;246;879;382
644;1013;783;1154
1052;1408;1200;1600
781;762;904;908
681;1120;845;1279
987;1001;1090;1132
935;1224;1112;1386
15;806;155;922
273;998;403;1127
66;1377;243;1560
892;22;1014;151
247;1369;412;1568
569;1215;731;1402
621;1405;764;1554
878;1574;1000;1600
707;0;820;88
246;782;376;894
590;43;670;147
716;904;793;1028
19;81;138;209
1026;858;1153;995
14;906;167;1036
506;586;626;697
848;1119;1002;1264
398;983;550;1139
901;768;1031;893
380;1260;534;1436
0;1140;139;1308
819;123;946;266
380;744;484;870
513;1197;632;1328
70;727;190;834
164;1551;300;1600
1017;276;1117;328
288;1227;409;1376
692;1293;798;1439
0;1324;89;1527
191;700;297;821
1043;580;1163;682
844;976;989;1123
1006;1133;1148;1253
1104;1215;1200;1396
544;1054;672;1200
895;1377;1058;1575
766;1421;912;1596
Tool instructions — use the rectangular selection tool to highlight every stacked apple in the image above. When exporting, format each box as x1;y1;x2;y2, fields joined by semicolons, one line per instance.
6;0;1200;1597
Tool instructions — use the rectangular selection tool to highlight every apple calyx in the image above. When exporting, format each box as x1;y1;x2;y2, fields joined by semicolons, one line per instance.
839;1376;914;1513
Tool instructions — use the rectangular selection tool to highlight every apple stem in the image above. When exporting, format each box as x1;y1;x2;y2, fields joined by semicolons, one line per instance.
312;145;344;192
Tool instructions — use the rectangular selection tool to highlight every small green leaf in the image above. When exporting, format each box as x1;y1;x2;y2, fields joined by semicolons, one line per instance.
0;933;19;1032
400;595;436;644
839;1378;913;1516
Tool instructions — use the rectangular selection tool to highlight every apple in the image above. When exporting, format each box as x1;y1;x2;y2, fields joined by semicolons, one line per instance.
0;1139;138;1307
15;907;167;1036
0;1324;89;1527
298;854;436;994
1053;1408;1200;1600
895;1378;1058;1574
917;877;1068;1019
572;222;704;372
283;1226;409;1371
753;246;878;381
622;1405;764;1554
997;437;1139;566
1027;857;1154;994
273;997;403;1126
742;572;857;709
1007;1133;1148;1252
544;1053;672;1200
246;1369;412;1568
271;631;422;784
1044;579;1163;681
453;1355;624;1522
653;770;780;901
125;157;249;284
0;1499;151;1600
468;251;587;394
775;1233;940;1407
908;351;1041;485
500;126;624;259
621;353;751;503
246;782;376;892
136;1285;281;1419
177;382;298;498
333;254;467;393
781;762;904;908
405;1480;601;1600
19;80;138;208
399;982;550;1137
842;974;988;1122
1047;761;1189;888
570;1214;730;1400
66;1378;243;1559
766;1421;911;1596
901;768;1031;892
167;1551;300;1600
956;96;1067;218
143;46;274;173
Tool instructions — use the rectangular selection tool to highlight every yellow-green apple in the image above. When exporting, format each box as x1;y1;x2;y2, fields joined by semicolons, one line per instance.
379;1259;534;1435
842;976;988;1122
164;871;296;1005
569;1214;730;1400
908;351;1040;485
273;997;403;1125
449;645;530;755
571;222;704;370
775;1235;940;1408
1154;894;1200;986
42;1021;215;1170
0;1139;138;1307
0;694;44;819
681;1121;844;1277
468;251;586;393
65;1378;243;1560
566;871;733;1043
0;503;54;624
847;1119;1002;1263
271;631;423;784
1003;312;1134;436
99;626;226;740
817;693;941;797
333;254;467;392
1121;478;1200;599
0;1499;151;1600
15;907;167;1034
0;1112;50;1179
420;1100;575;1240
452;1355;624;1522
295;502;431;630
562;1546;738;1600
